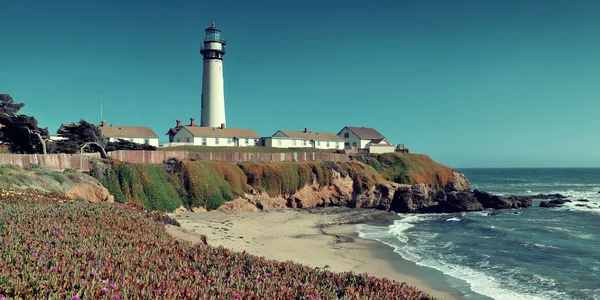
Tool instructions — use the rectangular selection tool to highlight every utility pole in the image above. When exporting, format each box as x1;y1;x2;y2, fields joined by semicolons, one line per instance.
100;89;103;123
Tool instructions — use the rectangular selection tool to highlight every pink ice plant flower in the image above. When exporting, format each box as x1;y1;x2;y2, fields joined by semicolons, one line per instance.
72;296;80;300
101;287;109;293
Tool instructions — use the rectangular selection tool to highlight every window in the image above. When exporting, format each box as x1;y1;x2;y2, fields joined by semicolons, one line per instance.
144;138;150;144
215;138;220;145
352;142;357;147
344;142;350;148
202;137;207;146
336;142;340;148
326;141;330;147
344;133;349;138
277;139;282;146
303;140;307;146
293;140;297;146
186;137;191;143
245;138;249;144
317;141;321;146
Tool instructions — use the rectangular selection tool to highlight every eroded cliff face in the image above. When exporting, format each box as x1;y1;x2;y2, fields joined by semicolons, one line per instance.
218;168;531;214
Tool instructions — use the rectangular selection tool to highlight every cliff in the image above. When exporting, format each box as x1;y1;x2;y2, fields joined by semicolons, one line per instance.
90;153;533;214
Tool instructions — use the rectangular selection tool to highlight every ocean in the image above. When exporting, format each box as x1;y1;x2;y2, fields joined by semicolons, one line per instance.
356;168;600;300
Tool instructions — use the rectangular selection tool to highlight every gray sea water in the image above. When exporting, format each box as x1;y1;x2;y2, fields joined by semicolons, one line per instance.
356;168;600;300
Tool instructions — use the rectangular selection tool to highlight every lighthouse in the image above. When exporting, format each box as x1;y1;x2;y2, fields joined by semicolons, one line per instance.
200;23;227;128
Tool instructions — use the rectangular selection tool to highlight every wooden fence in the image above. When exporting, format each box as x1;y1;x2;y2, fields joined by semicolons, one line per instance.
0;150;349;171
0;153;101;171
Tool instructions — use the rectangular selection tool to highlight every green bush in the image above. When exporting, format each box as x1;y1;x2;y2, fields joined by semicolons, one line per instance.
181;161;244;210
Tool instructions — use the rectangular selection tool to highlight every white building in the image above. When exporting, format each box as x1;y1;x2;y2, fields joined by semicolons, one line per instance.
167;123;260;147
200;23;227;128
337;126;404;154
263;128;344;150
364;139;396;154
99;121;159;147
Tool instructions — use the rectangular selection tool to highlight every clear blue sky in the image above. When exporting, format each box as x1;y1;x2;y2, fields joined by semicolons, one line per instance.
1;0;598;168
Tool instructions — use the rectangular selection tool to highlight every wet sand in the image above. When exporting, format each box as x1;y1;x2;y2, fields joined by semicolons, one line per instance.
166;207;463;300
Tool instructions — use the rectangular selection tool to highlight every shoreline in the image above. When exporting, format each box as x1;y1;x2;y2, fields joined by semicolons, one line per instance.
166;207;465;300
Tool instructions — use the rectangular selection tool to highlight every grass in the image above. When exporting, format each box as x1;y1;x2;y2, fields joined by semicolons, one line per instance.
338;161;386;193
96;154;455;212
180;161;248;210
99;160;248;211
0;164;74;189
98;161;185;211
0;188;434;299
160;145;338;153
97;160;387;212
238;162;333;197
354;153;454;189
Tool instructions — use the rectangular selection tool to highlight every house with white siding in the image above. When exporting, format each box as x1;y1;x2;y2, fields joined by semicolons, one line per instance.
337;126;408;154
57;121;159;147
262;128;344;150
167;121;261;147
98;121;159;147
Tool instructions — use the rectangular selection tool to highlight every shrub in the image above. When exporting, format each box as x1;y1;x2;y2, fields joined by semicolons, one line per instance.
239;162;333;197
339;161;384;193
0;164;20;175
0;188;435;299
181;161;245;210
364;153;454;188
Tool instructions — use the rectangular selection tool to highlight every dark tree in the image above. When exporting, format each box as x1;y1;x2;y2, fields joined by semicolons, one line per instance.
0;94;26;144
48;139;81;154
0;114;49;154
0;94;25;116
54;119;106;153
105;139;156;151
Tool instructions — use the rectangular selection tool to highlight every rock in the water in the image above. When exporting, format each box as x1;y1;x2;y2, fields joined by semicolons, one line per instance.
577;199;590;202
488;212;500;216
540;201;563;208
549;199;567;205
473;190;532;209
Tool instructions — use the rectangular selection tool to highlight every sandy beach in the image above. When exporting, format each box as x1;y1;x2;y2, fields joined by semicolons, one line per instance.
166;207;462;300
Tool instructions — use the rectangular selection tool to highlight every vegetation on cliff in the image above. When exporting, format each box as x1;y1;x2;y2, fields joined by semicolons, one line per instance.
96;159;387;212
353;153;454;189
0;189;434;299
239;162;333;197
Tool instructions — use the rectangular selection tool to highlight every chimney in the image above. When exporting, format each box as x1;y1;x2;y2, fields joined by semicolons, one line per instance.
220;123;225;129
101;120;106;127
190;118;196;126
176;120;181;127
304;127;309;133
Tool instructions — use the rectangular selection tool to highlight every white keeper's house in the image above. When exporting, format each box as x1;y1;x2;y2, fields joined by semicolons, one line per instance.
166;118;260;147
57;121;159;147
262;128;345;150
98;121;160;147
337;126;409;154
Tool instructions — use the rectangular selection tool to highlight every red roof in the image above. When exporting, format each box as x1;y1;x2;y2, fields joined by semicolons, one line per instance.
342;126;386;140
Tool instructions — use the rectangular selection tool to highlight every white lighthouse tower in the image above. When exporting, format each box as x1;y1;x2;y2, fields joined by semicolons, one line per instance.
200;23;227;128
